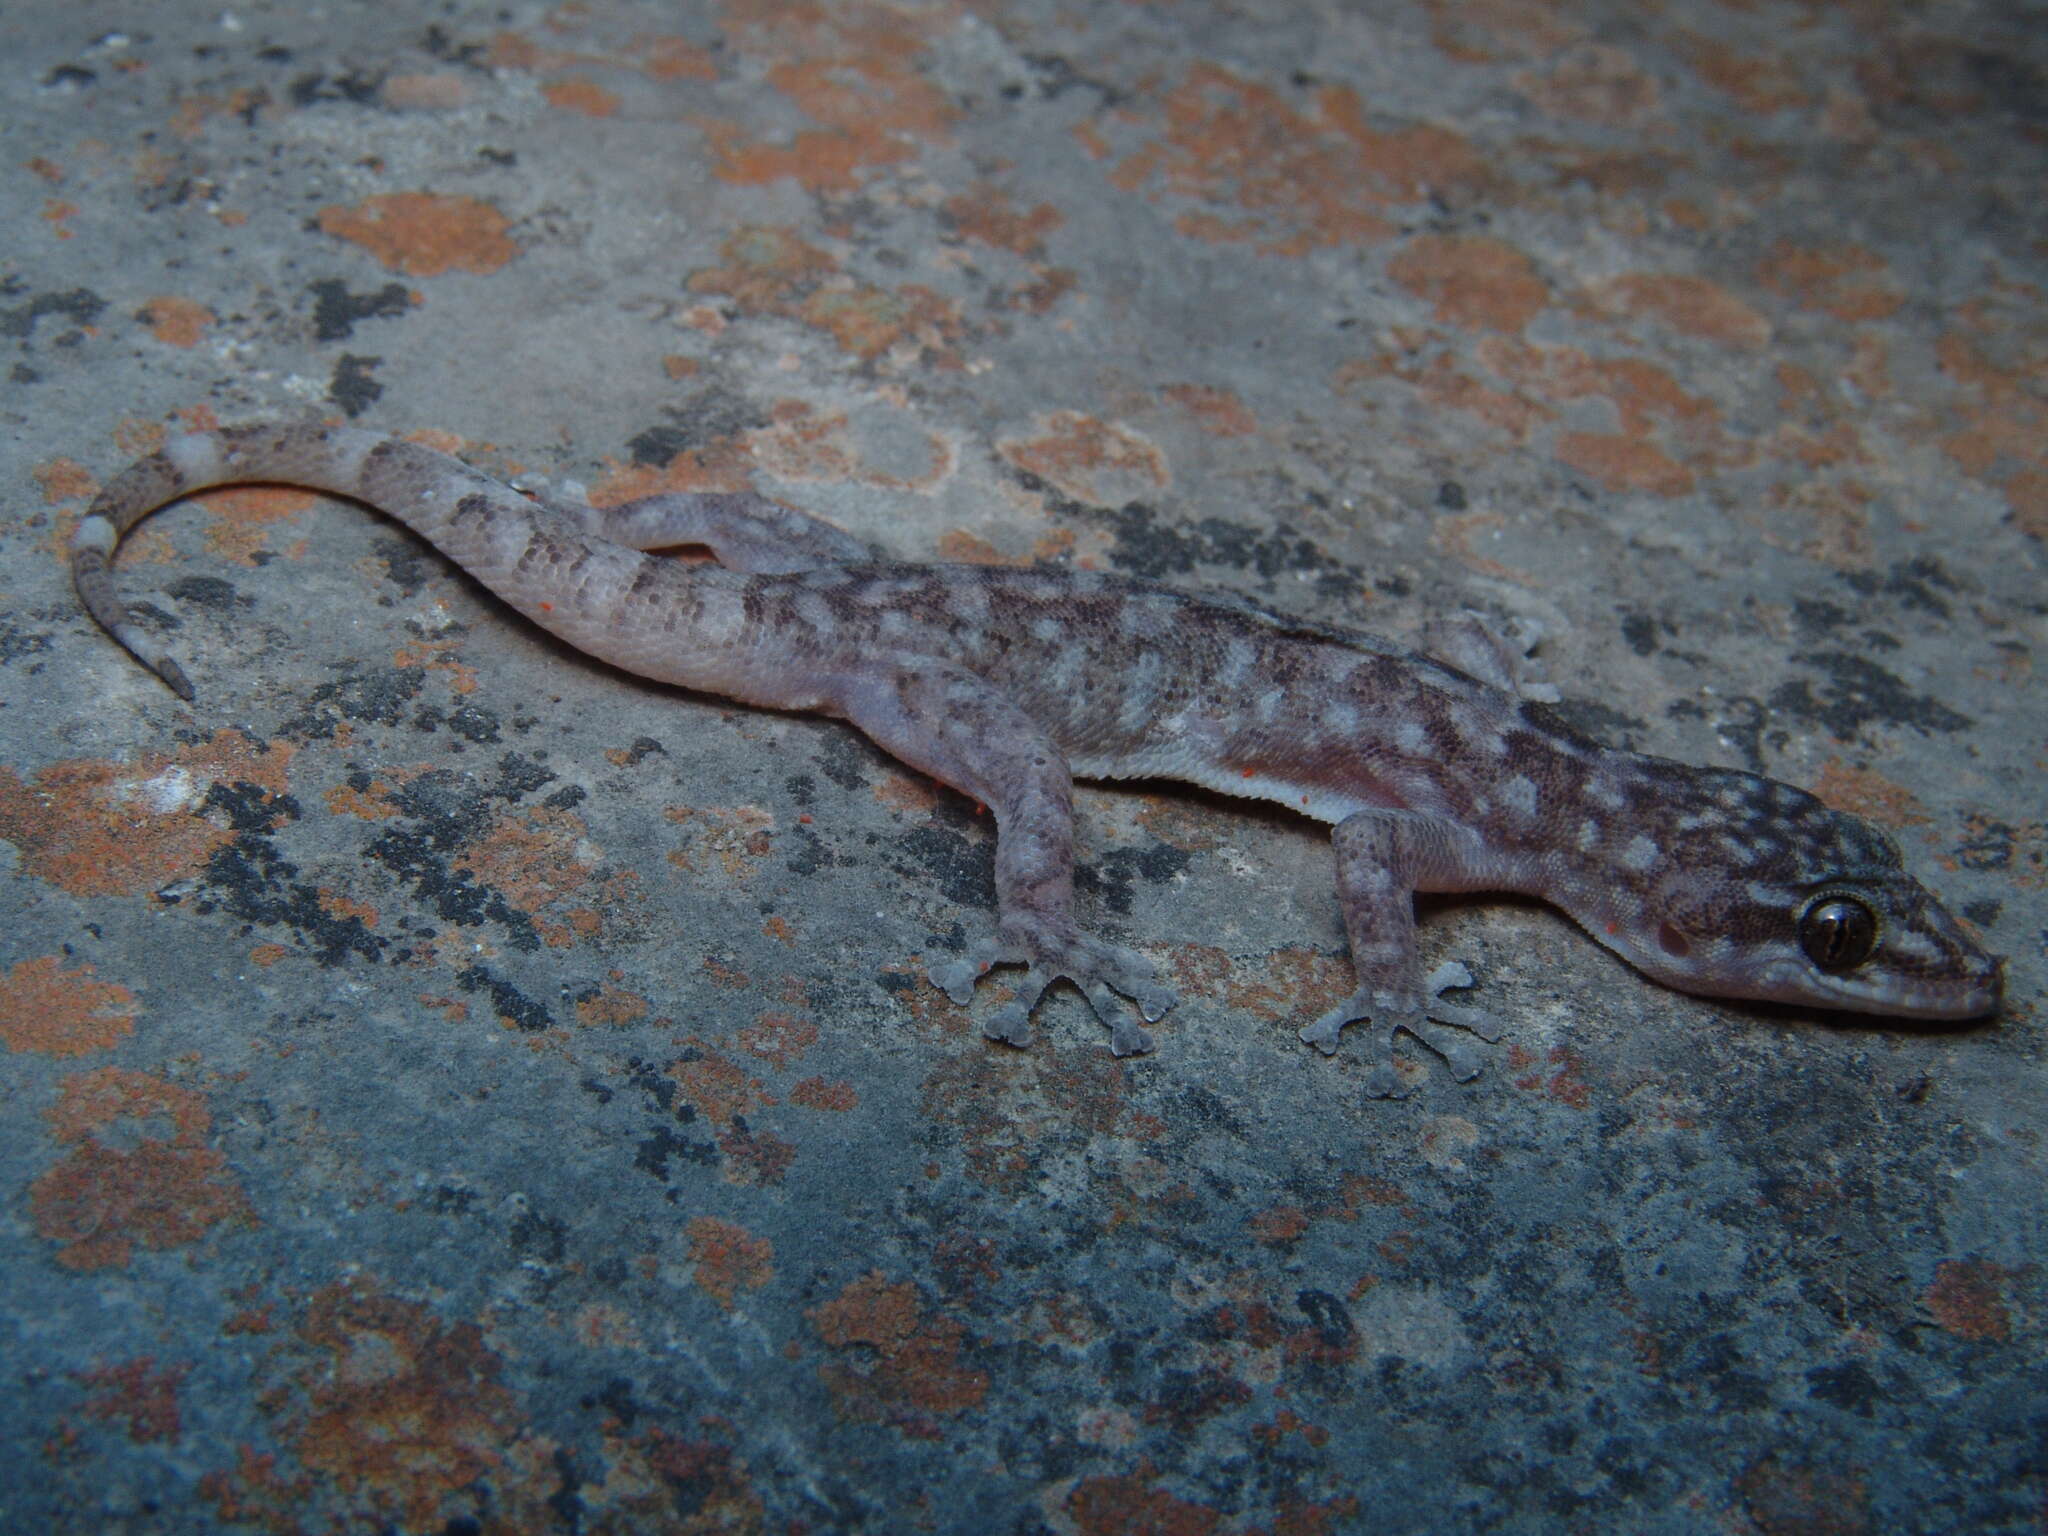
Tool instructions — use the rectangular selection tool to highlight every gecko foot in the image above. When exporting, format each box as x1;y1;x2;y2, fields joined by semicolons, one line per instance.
1297;961;1504;1098
930;925;1176;1057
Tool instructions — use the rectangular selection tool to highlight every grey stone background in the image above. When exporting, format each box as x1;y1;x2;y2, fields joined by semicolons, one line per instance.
1;0;2041;1531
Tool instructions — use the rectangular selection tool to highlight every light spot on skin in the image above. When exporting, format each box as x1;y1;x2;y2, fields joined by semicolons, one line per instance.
166;432;223;478
1218;639;1258;690
1030;616;1063;644
1119;651;1162;734
794;592;838;638
1620;834;1662;872
1501;775;1539;820
1586;777;1627;812
1254;688;1285;723
1326;701;1359;735
1578;818;1601;852
1396;721;1430;756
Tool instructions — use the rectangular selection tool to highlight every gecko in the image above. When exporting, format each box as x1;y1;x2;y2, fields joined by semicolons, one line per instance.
70;425;2002;1097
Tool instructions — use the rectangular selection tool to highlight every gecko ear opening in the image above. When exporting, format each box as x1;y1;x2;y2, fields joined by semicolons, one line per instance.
1656;921;1692;958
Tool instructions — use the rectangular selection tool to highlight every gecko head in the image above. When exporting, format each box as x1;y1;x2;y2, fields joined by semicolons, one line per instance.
1584;767;2002;1021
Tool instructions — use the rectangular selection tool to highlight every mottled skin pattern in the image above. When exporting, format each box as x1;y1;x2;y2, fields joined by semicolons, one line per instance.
72;426;2002;1096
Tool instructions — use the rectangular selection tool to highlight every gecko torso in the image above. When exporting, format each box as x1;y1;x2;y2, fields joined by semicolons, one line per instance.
72;425;2001;1096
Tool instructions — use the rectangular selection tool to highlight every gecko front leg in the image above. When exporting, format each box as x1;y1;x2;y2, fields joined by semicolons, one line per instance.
1298;811;1508;1097
836;662;1175;1056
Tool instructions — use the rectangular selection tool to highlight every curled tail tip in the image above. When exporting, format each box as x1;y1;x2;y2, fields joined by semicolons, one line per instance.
156;657;196;701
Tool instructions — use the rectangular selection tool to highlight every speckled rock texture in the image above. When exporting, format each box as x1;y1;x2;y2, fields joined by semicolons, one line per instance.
2;2;2041;1531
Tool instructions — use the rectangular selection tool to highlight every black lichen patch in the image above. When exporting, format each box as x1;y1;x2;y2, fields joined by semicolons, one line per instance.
894;819;994;912
281;665;429;739
456;963;553;1030
624;390;775;467
194;784;387;966
1076;842;1193;917
1093;500;1338;584
1768;652;1973;738
358;761;556;950
307;278;412;341
328;352;383;416
0;617;53;665
1;286;105;341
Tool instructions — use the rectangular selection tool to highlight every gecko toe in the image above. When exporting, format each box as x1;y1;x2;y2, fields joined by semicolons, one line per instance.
1108;1016;1156;1057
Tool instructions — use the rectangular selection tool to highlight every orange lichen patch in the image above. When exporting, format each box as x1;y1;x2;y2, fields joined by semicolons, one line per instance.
1748;480;1874;569
293;1276;527;1530
918;1044;1132;1193
0;956;138;1057
189;484;324;567
1161;383;1257;437
31;1067;256;1270
575;981;650;1028
1583;273;1771;348
1477;336;1727;495
316;193;520;278
1757;241;1903;323
1554;432;1694;497
1509;1043;1593;1108
33;454;99;504
790;1076;858;1111
382;72;472;110
1389;234;1549;334
1811;760;1934;831
139;295;213;347
669;1039;773;1128
687;225;964;364
718;1120;797;1186
1922;1259;2016;1342
169;89;269;140
1423;0;1584;64
543;77;620;115
687;1216;774;1309
390;636;480;695
570;1304;643;1351
1220;947;1354;1031
445;804;598;948
1113;63;1487;256
998;411;1169;505
748;399;956;492
944;185;1063;256
738;1011;817;1068
1518;42;1666;128
696;3;957;193
1248;1205;1311;1246
323;778;403;821
1679;32;1809;115
1932;320;2048;541
1067;1472;1226;1535
0;729;293;899
810;1271;988;1434
665;804;775;881
74;1356;190;1444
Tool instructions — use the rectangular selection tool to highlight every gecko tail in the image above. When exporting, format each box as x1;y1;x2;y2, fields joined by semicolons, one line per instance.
71;507;199;702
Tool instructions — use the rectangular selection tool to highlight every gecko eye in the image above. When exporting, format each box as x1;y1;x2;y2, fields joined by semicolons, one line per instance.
1799;895;1879;972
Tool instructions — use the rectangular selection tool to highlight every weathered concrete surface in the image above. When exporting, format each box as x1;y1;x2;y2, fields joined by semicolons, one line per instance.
2;1;2041;1531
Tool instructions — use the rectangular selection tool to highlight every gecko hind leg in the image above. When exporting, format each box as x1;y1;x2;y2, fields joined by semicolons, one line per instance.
511;473;872;572
836;662;1177;1057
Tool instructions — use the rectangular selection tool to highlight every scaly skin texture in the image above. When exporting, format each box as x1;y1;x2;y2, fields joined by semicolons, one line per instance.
71;425;2002;1096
